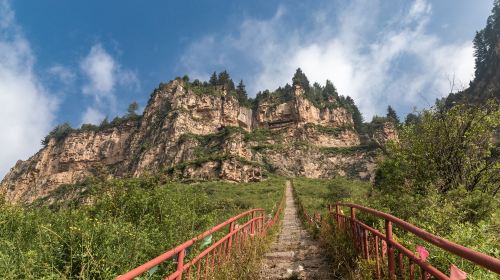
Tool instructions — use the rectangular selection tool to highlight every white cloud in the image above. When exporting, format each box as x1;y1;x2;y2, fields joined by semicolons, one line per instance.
179;0;475;119
48;64;75;84
81;44;116;99
80;44;139;124
408;0;432;22
0;0;57;177
81;107;105;125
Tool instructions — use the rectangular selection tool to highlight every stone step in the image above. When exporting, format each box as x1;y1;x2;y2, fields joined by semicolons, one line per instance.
264;251;295;259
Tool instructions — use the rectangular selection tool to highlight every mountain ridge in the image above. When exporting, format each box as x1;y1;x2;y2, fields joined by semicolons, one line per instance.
1;77;395;203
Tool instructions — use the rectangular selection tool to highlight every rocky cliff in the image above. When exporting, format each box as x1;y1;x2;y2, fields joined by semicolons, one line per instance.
1;78;394;203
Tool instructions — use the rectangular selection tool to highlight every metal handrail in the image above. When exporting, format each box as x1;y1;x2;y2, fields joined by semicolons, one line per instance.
116;186;287;280
116;208;264;280
332;202;500;279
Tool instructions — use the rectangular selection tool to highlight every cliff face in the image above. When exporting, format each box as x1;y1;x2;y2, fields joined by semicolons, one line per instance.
1;79;392;203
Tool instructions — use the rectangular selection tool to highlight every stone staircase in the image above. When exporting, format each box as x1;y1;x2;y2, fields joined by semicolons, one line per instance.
259;181;332;279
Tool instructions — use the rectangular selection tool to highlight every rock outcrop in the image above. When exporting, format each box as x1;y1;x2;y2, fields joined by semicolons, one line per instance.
1;79;391;203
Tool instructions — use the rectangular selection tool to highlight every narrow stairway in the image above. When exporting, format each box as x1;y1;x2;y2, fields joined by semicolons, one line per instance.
260;181;332;280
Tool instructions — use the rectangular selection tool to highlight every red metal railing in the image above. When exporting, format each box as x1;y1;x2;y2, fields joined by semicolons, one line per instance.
116;196;285;280
330;203;500;279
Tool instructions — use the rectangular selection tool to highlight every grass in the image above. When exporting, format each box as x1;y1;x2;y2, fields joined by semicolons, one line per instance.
319;143;379;155
291;177;379;279
244;128;286;142
303;123;349;136
209;209;283;280
0;176;286;279
292;177;370;216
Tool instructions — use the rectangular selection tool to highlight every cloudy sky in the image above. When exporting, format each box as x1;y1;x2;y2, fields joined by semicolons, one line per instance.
0;0;494;177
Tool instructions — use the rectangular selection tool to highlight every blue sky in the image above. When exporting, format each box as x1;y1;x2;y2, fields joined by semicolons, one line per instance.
0;0;494;176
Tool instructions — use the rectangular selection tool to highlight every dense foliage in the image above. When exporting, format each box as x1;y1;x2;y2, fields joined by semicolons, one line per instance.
0;177;285;279
294;101;500;278
375;102;499;220
371;102;499;278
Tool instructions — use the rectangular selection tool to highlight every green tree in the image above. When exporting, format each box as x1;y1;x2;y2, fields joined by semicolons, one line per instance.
345;96;363;131
209;71;218;86
404;113;419;126
236;80;248;103
99;117;110;129
127;102;139;117
41;122;74;145
292;68;310;91
322;80;338;100
217;70;234;90
376;102;500;199
473;30;488;78
386;105;399;124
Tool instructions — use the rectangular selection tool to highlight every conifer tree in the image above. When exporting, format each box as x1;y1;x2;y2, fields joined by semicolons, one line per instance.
292;68;310;91
386;105;400;124
236;80;247;103
209;71;218;86
323;80;338;99
217;70;235;90
127;102;139;116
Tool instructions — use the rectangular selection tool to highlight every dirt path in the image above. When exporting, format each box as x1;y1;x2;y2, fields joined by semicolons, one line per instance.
260;181;332;280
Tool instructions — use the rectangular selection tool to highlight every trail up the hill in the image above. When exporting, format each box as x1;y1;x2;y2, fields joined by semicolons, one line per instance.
259;181;332;279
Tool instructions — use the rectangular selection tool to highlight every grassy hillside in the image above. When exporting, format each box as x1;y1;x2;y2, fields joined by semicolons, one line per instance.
0;177;285;279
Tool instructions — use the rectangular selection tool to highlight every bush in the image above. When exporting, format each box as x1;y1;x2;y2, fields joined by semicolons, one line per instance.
41;122;74;145
0;177;285;279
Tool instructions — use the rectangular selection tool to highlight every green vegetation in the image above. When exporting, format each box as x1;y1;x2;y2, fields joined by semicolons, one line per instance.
319;143;378;155
293;177;371;216
41;122;74;145
254;68;364;131
181;71;253;107
293;178;378;279
244;128;286;142
210;211;282;280
171;126;266;176
0;176;285;279
41;103;142;146
386;105;399;124
293;101;500;279
304;123;349;136
370;102;499;278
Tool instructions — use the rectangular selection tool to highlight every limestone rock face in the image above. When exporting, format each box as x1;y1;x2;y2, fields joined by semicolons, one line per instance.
1;122;137;203
1;80;385;203
372;122;399;146
255;86;355;130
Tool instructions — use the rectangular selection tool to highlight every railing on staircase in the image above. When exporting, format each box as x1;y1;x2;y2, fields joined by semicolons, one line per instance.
329;203;500;279
116;195;285;280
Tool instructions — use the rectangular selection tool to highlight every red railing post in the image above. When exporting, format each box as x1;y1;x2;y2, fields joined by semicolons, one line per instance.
175;249;185;280
385;219;396;280
262;211;265;232
363;229;369;259
335;204;340;226
227;221;234;255
350;207;358;254
251;211;255;235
